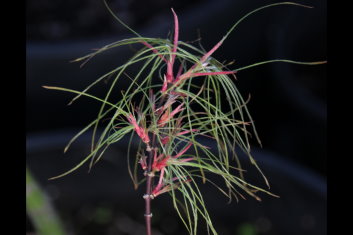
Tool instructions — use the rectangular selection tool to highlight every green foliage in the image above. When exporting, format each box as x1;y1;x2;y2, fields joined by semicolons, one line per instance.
44;1;326;234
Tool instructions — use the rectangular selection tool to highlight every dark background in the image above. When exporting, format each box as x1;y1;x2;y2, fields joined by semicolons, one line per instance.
26;0;326;234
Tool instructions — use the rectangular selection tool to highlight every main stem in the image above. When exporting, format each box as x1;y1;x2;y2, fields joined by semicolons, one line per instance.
144;147;154;235
144;92;169;235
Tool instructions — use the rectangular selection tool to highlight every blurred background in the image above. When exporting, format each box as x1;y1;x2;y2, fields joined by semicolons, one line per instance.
26;0;326;234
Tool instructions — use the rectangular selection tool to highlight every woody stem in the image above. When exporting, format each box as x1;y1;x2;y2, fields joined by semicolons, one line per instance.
144;89;171;235
144;170;153;235
144;135;156;235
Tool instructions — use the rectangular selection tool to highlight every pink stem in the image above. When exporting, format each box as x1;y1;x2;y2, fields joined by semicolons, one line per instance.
173;142;193;159
166;8;180;83
141;41;168;63
153;168;165;196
